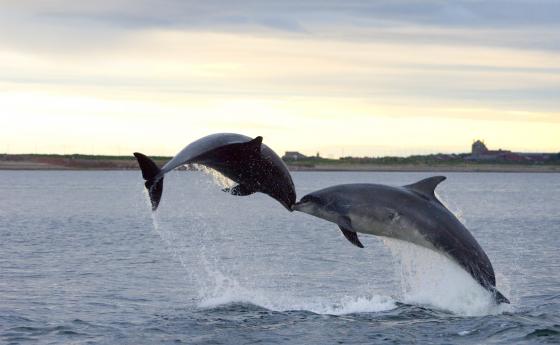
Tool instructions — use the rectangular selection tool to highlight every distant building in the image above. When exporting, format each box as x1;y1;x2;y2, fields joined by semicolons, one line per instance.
469;140;512;160
283;151;307;160
471;140;489;157
468;140;552;163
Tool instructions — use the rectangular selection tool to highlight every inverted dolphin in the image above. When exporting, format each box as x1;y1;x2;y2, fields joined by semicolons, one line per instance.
292;176;509;304
134;133;296;211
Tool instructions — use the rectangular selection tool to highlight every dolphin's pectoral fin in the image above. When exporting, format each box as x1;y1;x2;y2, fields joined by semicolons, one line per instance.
338;225;364;248
222;184;256;196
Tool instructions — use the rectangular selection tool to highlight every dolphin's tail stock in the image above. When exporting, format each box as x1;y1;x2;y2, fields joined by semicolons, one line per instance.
133;152;164;211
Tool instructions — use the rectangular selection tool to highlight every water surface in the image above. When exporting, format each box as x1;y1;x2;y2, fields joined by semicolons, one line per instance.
1;171;559;344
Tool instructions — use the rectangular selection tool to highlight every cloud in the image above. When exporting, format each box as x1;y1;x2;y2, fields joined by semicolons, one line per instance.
2;0;560;53
20;1;560;28
0;26;558;116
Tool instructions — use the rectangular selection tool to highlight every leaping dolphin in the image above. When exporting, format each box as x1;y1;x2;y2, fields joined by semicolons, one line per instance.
134;133;296;211
292;176;509;304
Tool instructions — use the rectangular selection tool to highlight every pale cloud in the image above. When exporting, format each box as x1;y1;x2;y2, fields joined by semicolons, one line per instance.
2;1;560;53
3;30;558;108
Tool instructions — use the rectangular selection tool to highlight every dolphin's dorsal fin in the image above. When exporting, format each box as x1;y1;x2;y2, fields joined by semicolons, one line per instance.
246;136;263;152
404;176;446;201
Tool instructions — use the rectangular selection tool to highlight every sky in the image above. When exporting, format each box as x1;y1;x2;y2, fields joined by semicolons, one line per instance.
1;0;559;157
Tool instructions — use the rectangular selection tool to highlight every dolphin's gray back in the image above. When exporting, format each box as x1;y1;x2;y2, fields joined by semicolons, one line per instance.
161;133;253;173
323;183;496;288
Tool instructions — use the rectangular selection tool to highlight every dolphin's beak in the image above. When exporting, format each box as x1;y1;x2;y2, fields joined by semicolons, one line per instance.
291;200;305;211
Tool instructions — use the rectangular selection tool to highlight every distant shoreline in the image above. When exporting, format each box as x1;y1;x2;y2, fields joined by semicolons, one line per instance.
1;154;559;173
288;164;560;173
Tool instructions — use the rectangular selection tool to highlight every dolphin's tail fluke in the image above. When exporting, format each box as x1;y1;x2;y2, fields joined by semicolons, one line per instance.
492;288;510;304
133;152;163;211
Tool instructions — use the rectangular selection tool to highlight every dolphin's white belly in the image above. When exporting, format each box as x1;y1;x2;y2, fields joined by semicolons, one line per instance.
351;214;437;252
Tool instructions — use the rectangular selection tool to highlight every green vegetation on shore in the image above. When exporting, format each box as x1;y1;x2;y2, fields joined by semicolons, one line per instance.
284;153;560;166
1;152;559;172
2;153;172;161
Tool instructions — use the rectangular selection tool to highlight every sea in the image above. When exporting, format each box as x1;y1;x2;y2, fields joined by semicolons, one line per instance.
1;170;559;344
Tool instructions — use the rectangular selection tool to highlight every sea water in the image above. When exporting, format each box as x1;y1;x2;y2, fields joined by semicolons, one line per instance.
1;170;559;344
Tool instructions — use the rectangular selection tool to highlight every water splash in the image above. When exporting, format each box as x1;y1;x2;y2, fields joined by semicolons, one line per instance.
190;164;235;189
192;229;397;315
143;187;201;288
149;211;187;268
382;237;511;316
150;210;397;315
198;277;396;315
192;235;512;317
